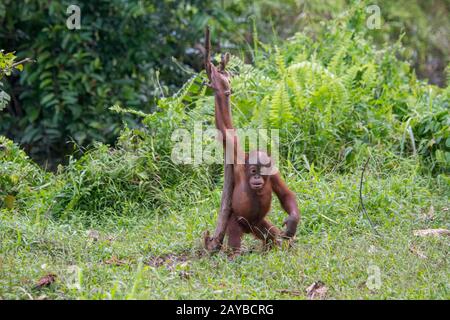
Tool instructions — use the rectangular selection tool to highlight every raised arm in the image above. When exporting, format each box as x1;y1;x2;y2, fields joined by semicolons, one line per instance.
271;173;300;238
203;27;236;252
204;27;243;164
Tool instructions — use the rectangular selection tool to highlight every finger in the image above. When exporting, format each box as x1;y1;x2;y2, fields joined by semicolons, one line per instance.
204;82;215;90
204;26;211;66
219;52;230;71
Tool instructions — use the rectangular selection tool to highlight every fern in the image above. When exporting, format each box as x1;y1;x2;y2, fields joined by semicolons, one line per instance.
288;61;348;110
288;61;337;79
274;46;286;77
286;75;307;112
327;38;350;75
269;82;293;128
251;95;271;125
171;73;203;106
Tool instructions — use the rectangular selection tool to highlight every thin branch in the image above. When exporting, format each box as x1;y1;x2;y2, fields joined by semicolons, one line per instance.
0;57;35;76
407;126;417;156
359;156;381;237
11;58;36;68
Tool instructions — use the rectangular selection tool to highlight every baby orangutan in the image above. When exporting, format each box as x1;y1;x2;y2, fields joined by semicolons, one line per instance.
226;149;300;254
203;27;300;255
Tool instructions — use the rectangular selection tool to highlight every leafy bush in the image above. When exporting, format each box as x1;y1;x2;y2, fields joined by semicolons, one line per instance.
0;50;23;111
229;8;449;172
412;108;450;171
1;0;448;166
0;0;242;163
0;136;51;212
133;5;449;173
51;126;216;219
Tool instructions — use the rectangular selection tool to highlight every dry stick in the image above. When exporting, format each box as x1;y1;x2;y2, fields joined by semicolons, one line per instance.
359;156;381;237
11;58;35;68
203;26;234;252
0;57;35;76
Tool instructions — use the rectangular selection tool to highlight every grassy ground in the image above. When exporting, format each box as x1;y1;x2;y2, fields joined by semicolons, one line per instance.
1;156;448;300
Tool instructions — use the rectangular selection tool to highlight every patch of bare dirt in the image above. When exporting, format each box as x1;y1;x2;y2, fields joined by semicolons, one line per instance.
277;289;302;296
104;255;129;266
147;250;206;269
409;245;428;259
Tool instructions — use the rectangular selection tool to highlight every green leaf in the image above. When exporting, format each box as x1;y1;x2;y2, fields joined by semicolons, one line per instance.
4;195;15;209
40;93;56;106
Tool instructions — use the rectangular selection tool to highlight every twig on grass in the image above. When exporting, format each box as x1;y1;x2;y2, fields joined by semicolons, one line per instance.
359;156;381;237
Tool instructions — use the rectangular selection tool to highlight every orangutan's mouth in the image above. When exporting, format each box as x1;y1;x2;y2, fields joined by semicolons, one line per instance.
250;183;263;190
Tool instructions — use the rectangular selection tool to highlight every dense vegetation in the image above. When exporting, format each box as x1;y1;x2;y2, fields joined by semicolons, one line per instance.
0;0;448;166
0;2;449;299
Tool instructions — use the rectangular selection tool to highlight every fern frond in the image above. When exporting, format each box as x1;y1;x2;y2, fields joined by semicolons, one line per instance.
274;46;286;76
269;82;293;128
327;39;350;75
288;61;337;80
171;73;203;105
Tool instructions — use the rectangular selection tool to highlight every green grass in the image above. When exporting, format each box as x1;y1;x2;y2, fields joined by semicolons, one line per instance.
1;3;449;300
1;158;448;299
